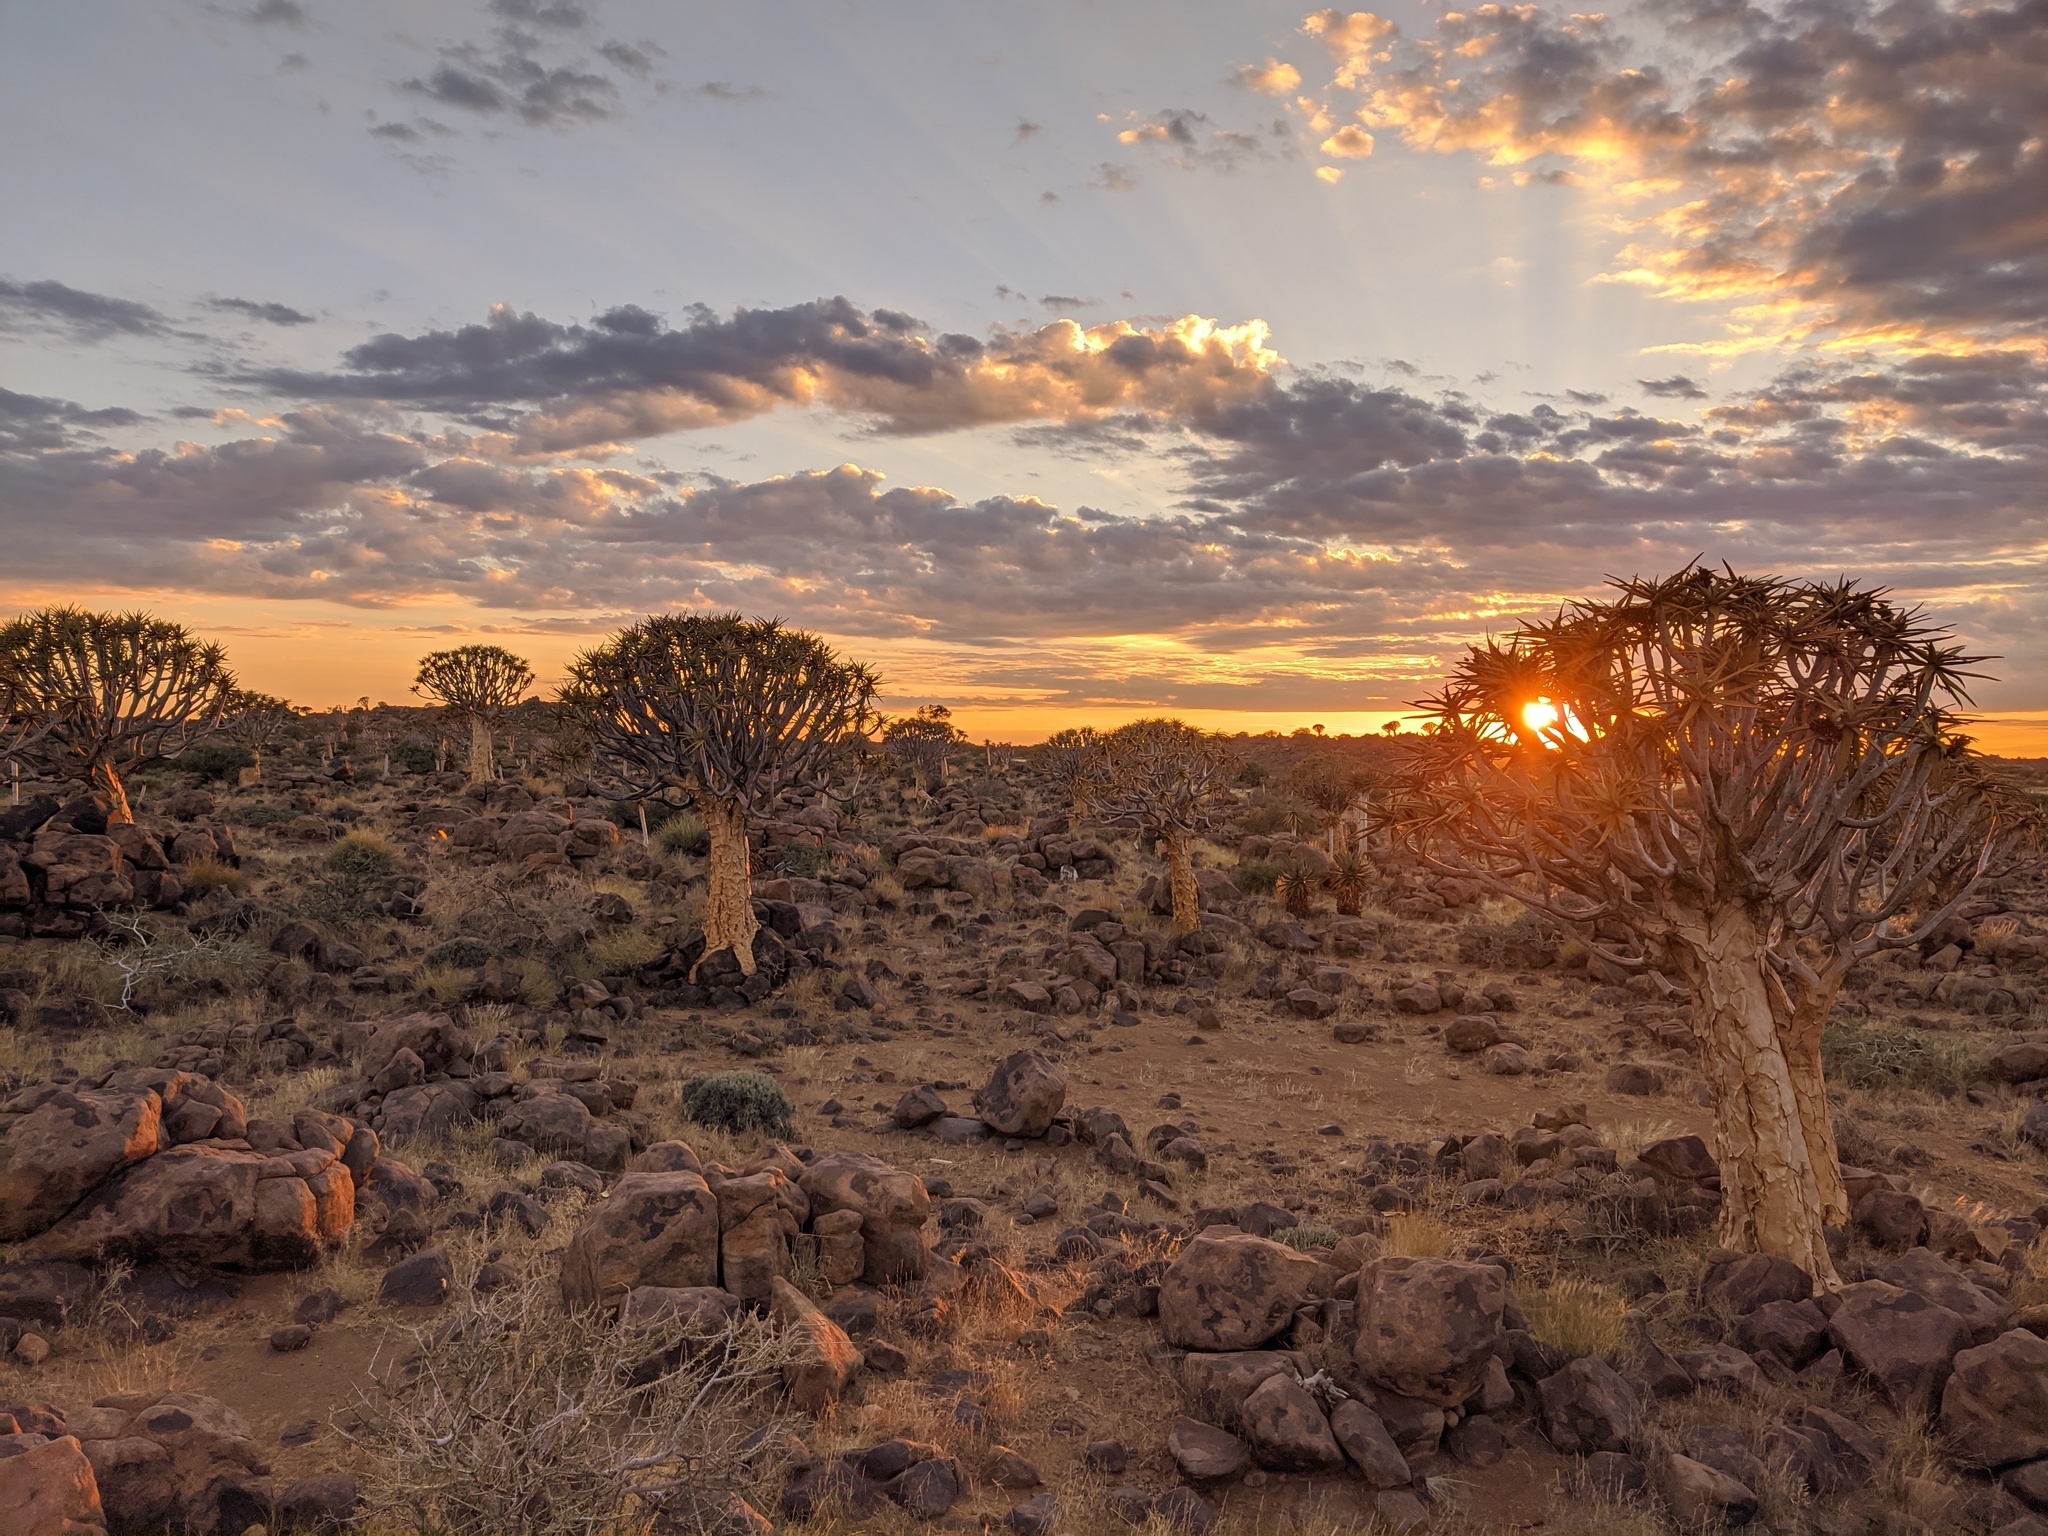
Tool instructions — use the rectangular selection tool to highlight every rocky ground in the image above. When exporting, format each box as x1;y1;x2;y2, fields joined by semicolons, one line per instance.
5;741;2048;1536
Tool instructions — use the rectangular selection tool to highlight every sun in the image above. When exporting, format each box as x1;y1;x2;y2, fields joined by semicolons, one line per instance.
1520;698;1560;737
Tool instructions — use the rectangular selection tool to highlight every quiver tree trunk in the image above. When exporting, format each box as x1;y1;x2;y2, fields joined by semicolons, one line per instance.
1163;832;1199;934
1669;906;1842;1286
468;716;494;785
700;799;759;976
92;762;133;825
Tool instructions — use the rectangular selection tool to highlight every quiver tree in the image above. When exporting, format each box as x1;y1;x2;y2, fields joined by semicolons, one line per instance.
1039;726;1102;820
883;704;963;798
412;646;535;785
0;607;236;824
1288;753;1377;853
222;690;297;780
560;613;877;975
1392;569;2031;1283
1081;718;1239;933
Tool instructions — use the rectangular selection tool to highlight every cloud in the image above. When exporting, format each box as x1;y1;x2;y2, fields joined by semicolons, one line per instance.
208;296;315;326
244;0;306;26
488;0;588;28
1308;0;2048;353
1111;108;1281;172
389;9;660;133
1640;375;1708;399
5;329;2045;708
1015;118;1044;141
1234;59;1302;94
0;278;167;341
691;80;762;102
1318;124;1372;158
241;298;1282;451
1090;162;1138;192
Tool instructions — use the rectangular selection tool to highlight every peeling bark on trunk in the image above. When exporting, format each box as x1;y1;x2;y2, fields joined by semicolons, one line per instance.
93;762;133;826
700;799;758;977
1784;981;1851;1227
468;716;494;785
1164;831;1199;934
1669;905;1841;1287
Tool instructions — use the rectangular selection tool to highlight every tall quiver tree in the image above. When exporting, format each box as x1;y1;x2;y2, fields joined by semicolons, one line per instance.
222;690;297;781
560;613;877;976
1082;718;1239;934
1040;726;1102;820
1393;569;2031;1284
884;705;964;797
0;608;236;824
412;646;534;785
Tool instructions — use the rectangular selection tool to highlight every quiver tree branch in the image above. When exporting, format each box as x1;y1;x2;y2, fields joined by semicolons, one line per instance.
1039;726;1103;821
0;607;237;823
1387;566;2035;1284
413;646;535;785
1079;718;1239;933
558;613;877;976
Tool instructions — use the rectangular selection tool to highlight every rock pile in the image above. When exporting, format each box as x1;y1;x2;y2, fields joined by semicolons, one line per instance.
0;1069;373;1268
0;791;240;939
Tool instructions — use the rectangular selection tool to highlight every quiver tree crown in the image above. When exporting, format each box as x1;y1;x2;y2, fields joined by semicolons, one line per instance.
1080;717;1239;932
1389;567;2035;1280
412;645;534;784
558;613;878;973
0;606;237;823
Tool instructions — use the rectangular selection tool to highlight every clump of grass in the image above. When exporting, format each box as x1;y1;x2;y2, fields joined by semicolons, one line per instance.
680;1071;794;1138
412;963;468;1004
1382;1211;1453;1257
653;809;707;857
426;937;495;969
180;855;247;895
586;928;664;971
1274;1224;1342;1252
1525;1274;1629;1360
1822;1023;1977;1097
777;841;831;879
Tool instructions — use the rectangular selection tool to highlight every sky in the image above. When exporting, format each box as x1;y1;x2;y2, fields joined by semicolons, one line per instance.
2;0;2044;746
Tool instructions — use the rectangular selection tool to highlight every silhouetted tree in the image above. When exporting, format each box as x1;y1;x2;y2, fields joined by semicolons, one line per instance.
1393;568;2032;1281
1039;726;1102;820
883;704;964;797
222;690;297;781
413;646;534;785
0;607;236;823
560;614;877;973
1082;718;1239;932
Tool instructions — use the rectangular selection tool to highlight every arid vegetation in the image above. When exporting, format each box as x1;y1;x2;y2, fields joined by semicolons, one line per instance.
3;587;2048;1536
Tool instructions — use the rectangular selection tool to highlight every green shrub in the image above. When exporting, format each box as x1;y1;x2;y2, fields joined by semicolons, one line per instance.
1822;1024;1976;1097
680;1071;793;1137
1240;790;1319;837
1234;859;1290;896
427;937;495;969
777;842;830;879
302;831;402;926
1274;1224;1341;1251
1236;760;1269;788
177;741;255;783
237;803;298;826
391;739;439;775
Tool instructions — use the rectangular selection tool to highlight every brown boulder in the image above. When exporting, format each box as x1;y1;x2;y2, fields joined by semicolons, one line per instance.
973;1049;1066;1138
1329;1399;1410;1487
23;1145;338;1269
1941;1329;2048;1468
798;1151;931;1284
710;1168;807;1303
1158;1232;1326;1351
559;1171;719;1311
1826;1280;1971;1417
1239;1373;1345;1473
83;1393;271;1535
0;1434;104;1536
769;1276;862;1412
1167;1418;1248;1482
1178;1351;1300;1428
1537;1357;1641;1453
1353;1256;1507;1406
0;1089;162;1241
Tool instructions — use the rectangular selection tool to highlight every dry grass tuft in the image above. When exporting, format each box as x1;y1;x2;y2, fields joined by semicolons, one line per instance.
1382;1211;1454;1257
1523;1274;1629;1360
